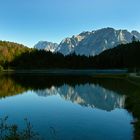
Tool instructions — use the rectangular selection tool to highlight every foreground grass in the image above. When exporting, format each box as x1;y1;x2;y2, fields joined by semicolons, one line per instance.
125;76;140;140
0;117;41;140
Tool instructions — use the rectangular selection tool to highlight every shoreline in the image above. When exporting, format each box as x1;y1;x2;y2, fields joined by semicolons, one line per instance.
1;69;128;76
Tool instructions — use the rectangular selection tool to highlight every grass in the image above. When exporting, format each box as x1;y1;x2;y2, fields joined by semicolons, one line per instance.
0;116;41;140
125;76;140;140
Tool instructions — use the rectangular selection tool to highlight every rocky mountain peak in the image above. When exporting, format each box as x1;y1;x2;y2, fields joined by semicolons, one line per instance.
34;41;58;53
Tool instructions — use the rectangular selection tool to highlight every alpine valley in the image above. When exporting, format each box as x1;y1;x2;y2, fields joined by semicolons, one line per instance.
34;27;140;56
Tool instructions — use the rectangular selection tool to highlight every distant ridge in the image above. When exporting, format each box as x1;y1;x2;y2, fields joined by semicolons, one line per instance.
34;41;58;53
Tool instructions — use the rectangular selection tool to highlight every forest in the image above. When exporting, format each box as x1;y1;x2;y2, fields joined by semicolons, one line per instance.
0;41;31;69
0;40;140;70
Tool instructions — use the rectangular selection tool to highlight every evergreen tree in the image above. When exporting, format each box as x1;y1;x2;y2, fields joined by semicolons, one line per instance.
132;35;136;42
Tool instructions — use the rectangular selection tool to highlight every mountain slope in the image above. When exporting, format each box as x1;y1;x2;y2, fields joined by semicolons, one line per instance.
56;31;91;55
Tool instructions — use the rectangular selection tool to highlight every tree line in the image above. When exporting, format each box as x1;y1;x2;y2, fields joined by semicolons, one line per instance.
0;40;140;70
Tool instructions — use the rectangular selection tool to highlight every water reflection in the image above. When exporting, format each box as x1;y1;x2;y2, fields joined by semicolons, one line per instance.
0;75;26;98
0;74;135;140
35;84;125;111
0;75;126;111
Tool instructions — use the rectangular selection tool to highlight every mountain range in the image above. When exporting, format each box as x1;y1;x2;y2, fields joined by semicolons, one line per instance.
34;27;140;56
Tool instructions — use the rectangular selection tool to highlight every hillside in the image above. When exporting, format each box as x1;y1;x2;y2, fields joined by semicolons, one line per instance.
0;41;31;67
93;41;140;69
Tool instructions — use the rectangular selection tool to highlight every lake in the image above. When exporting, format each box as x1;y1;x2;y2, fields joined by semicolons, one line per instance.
0;74;134;140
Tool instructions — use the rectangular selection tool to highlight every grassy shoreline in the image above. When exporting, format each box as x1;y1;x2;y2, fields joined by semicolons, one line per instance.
125;75;140;140
92;74;140;140
96;74;140;140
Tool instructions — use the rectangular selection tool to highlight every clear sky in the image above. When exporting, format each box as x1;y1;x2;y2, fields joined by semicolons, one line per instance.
0;0;140;47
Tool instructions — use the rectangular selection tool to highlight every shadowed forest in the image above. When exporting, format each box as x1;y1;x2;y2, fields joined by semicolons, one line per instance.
0;41;140;70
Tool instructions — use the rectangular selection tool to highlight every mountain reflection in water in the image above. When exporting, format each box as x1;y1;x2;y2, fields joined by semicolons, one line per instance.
36;84;125;111
0;75;126;111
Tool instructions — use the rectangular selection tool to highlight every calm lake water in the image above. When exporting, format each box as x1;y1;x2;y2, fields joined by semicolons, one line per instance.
0;75;134;140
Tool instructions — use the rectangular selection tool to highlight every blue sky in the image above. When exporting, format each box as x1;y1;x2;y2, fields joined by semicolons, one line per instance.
0;0;140;47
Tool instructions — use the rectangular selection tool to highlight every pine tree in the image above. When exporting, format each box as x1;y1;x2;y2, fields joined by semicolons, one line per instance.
132;35;136;42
